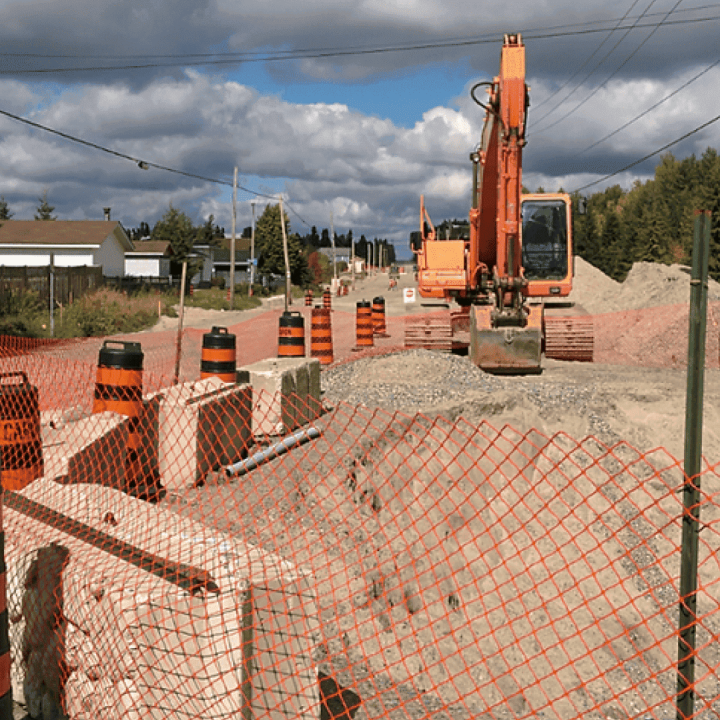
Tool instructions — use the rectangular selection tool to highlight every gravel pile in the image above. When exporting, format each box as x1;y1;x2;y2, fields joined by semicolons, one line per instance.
322;349;503;413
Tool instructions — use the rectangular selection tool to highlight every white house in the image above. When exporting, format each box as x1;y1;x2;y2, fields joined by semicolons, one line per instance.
124;240;171;278
0;220;133;277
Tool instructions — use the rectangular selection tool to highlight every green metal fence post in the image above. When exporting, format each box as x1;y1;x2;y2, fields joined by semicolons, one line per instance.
0;487;13;720
676;209;712;720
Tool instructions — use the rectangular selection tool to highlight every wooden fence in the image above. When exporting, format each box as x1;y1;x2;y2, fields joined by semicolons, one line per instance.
0;265;103;306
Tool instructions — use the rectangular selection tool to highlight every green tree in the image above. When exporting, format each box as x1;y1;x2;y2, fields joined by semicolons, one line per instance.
151;205;199;278
0;196;13;220
35;191;56;220
195;214;224;248
255;204;309;285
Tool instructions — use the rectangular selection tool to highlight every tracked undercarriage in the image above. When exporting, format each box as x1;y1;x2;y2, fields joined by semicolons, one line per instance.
404;301;594;372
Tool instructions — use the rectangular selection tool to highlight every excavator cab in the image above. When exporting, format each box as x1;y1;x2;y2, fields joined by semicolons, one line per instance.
521;194;573;297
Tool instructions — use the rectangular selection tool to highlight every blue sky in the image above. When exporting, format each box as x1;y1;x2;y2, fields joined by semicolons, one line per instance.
1;0;719;258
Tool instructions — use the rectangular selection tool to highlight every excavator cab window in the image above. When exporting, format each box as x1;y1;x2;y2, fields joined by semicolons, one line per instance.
521;199;569;280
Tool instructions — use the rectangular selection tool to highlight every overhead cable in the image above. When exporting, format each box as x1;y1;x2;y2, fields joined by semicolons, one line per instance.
571;112;720;193
0;13;719;75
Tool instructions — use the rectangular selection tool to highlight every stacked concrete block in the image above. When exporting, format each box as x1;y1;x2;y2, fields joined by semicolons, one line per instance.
4;480;319;720
41;411;129;489
251;575;319;718
157;377;252;492
236;357;322;438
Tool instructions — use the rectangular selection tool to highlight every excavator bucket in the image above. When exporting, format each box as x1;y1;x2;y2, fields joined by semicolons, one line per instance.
469;305;542;374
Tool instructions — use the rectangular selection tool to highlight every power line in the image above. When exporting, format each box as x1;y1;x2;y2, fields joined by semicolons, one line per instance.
571;112;720;193
532;0;678;132
579;57;720;153
531;0;645;114
1;13;719;75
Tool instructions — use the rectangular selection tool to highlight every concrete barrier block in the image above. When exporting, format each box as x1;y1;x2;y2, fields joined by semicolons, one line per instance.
236;357;322;437
4;481;319;720
158;377;252;492
41;411;129;488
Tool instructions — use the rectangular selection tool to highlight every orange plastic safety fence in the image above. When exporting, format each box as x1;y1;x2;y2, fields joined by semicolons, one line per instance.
3;299;719;374
2;351;720;720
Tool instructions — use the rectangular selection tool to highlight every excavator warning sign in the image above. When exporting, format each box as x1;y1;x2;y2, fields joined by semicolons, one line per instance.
403;288;416;303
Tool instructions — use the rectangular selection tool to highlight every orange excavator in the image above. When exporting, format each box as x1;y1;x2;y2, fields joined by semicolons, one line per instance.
408;33;592;373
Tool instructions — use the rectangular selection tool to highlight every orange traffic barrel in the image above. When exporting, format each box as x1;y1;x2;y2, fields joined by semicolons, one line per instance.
0;371;43;491
278;311;305;357
200;326;236;383
0;494;9;714
93;340;144;452
310;307;334;365
305;289;313;306
372;296;388;337
354;300;374;350
323;288;332;310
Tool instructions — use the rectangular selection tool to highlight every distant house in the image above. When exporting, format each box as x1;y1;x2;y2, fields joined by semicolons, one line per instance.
193;236;251;286
124;240;171;278
0;220;133;277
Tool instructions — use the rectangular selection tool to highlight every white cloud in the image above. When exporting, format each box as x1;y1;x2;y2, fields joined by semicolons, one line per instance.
0;0;718;246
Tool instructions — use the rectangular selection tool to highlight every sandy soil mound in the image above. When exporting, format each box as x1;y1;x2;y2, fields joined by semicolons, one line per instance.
570;257;720;314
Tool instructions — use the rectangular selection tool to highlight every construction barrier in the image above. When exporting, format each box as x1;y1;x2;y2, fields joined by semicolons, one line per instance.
92;341;144;452
277;311;305;358
354;300;374;350
200;327;237;383
310;307;333;366
0;299;720;719
322;288;331;311
0;383;710;720
0;372;43;491
304;289;313;307
372;295;388;337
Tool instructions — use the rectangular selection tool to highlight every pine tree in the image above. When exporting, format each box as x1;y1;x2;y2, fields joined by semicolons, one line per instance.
255;204;309;285
35;191;56;220
0;196;12;220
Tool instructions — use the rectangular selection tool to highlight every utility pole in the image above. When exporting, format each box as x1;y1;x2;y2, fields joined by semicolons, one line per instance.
351;233;355;290
230;166;237;310
49;253;55;337
330;210;336;281
279;195;291;312
249;200;256;296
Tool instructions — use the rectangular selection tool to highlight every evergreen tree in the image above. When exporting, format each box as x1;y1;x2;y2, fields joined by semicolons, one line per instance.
195;214;223;248
0;196;13;220
35;191;56;220
255;204;309;285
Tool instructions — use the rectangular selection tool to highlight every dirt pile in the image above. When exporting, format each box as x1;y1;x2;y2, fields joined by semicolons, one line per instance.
569;257;720;314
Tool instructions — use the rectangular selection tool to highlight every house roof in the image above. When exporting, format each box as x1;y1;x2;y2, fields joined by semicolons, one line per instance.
125;240;170;256
0;220;133;250
212;248;250;263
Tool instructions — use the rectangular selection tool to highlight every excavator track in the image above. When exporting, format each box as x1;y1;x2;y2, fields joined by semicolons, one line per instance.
404;309;470;353
544;315;594;362
404;314;453;352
